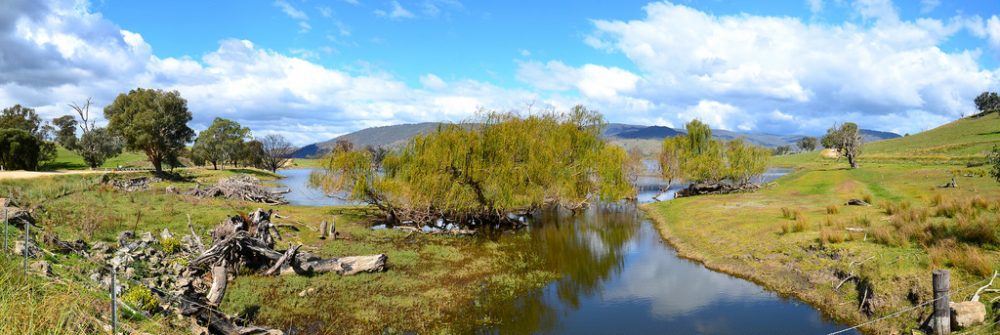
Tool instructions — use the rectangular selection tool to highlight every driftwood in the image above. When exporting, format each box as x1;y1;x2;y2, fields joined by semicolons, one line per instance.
42;232;88;255
940;176;958;189
675;182;759;198
101;175;159;192
845;199;871;206
206;262;228;306
185;176;288;205
0;198;36;228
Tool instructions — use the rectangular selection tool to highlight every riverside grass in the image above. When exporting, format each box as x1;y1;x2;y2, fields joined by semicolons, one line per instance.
0;169;556;334
645;115;1000;334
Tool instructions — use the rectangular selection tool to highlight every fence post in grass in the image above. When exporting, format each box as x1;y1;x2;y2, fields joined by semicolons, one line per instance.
331;218;336;240
23;218;28;275
319;221;328;240
932;269;951;335
111;266;118;335
3;206;7;256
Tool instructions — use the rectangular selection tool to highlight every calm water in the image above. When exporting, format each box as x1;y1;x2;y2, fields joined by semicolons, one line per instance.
276;168;856;334
274;168;358;206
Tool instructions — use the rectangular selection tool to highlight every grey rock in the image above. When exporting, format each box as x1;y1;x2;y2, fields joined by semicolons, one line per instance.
951;301;986;329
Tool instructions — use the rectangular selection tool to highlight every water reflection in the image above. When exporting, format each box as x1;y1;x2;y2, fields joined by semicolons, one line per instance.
274;168;358;206
481;168;854;335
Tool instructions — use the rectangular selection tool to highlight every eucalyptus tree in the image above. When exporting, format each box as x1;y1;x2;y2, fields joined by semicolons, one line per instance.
314;106;635;225
76;128;123;168
259;134;294;173
192;117;251;169
0;104;56;162
822;122;862;168
104;88;195;172
797;136;817;151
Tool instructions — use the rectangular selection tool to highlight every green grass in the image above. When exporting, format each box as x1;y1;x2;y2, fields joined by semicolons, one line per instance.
644;164;1000;333
40;146;150;170
864;115;1000;163
0;168;556;334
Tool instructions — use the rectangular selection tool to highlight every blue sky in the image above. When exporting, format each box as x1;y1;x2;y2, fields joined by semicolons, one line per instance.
2;0;1000;144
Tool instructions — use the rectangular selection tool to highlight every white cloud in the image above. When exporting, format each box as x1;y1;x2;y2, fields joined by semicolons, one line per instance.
920;0;940;14
806;0;823;14
572;1;999;135
420;74;448;90
374;1;415;20
516;61;640;99
318;6;333;18
273;0;307;20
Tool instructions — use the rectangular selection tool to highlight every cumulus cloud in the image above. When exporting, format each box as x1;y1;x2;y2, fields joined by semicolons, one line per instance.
568;1;1000;135
0;0;543;145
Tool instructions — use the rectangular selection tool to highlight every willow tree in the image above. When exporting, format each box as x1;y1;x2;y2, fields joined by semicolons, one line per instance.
313;106;634;225
659;120;770;188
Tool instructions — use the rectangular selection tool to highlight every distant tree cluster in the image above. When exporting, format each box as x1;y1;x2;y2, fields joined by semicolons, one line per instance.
0;104;59;170
822;122;863;168
313;106;634;225
974;91;1000;117
772;145;792;156
50;98;125;169
659;120;770;187
797;136;817;151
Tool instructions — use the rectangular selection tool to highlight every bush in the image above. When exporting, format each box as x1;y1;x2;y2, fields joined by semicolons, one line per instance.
160;237;181;254
819;227;845;244
929;193;944;207
781;207;797;220
929;241;993;277
792;217;808;232
954;216;999;246
0;128;42;170
882;200;911;215
826;205;839;215
862;193;873;204
121;285;158;314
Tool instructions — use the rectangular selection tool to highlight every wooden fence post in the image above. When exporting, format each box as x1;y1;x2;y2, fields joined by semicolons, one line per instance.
319;221;328;240
932;269;951;335
111;266;118;335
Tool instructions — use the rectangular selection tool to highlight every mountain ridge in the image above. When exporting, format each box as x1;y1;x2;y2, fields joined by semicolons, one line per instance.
293;122;901;158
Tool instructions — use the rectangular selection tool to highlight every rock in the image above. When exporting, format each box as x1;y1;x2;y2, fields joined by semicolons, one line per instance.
117;231;135;248
92;241;113;254
165;186;177;194
950;301;986;329
13;240;40;258
140;231;155;243
125;267;135;279
845;199;871;206
298;287;316;297
161;228;174;240
30;261;52;276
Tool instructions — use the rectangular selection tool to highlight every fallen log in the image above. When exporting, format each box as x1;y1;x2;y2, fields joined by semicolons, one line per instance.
845;199;871;206
185;176;287;205
281;254;388;276
264;244;300;276
206;262;228;306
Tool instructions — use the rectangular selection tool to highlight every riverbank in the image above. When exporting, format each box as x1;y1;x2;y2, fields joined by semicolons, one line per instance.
0;169;557;334
643;160;1000;334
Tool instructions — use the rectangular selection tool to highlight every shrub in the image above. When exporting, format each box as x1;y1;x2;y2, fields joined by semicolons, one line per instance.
819;227;845;244
853;215;872;227
826;205;839;215
862;193;873;204
970;196;990;210
954;216;999;246
895;208;929;225
792;217;808;233
928;241;993;277
160;237;181;254
930;193;944;207
882;200;911;215
121;285;158;314
781;207;795;219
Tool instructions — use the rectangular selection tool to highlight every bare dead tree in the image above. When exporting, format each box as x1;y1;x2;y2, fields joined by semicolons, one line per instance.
69;98;95;134
260;134;295;173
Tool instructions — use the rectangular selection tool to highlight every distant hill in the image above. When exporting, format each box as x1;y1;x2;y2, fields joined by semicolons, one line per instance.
294;122;901;158
864;115;1000;162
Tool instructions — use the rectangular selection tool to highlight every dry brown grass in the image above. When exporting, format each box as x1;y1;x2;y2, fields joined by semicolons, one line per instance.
928;240;994;277
826;205;839;215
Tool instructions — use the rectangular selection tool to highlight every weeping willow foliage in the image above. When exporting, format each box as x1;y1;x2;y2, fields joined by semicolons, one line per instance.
660;120;770;186
313;106;635;224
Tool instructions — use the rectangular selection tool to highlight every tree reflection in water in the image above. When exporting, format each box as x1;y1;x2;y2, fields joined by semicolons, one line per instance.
478;205;639;334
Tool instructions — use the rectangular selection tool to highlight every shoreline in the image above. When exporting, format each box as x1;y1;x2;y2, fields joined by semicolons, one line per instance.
640;203;869;333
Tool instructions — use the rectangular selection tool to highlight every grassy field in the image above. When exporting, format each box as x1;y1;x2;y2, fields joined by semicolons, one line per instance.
0;168;555;334
39;146;150;170
645;115;1000;334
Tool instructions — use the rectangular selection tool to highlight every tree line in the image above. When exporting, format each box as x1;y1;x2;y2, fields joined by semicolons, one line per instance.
313;106;635;225
1;88;295;173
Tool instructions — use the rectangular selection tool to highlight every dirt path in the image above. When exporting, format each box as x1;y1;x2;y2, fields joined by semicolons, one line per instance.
0;170;108;180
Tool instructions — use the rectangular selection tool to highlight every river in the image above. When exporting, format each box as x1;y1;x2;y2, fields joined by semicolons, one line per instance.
275;168;856;334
